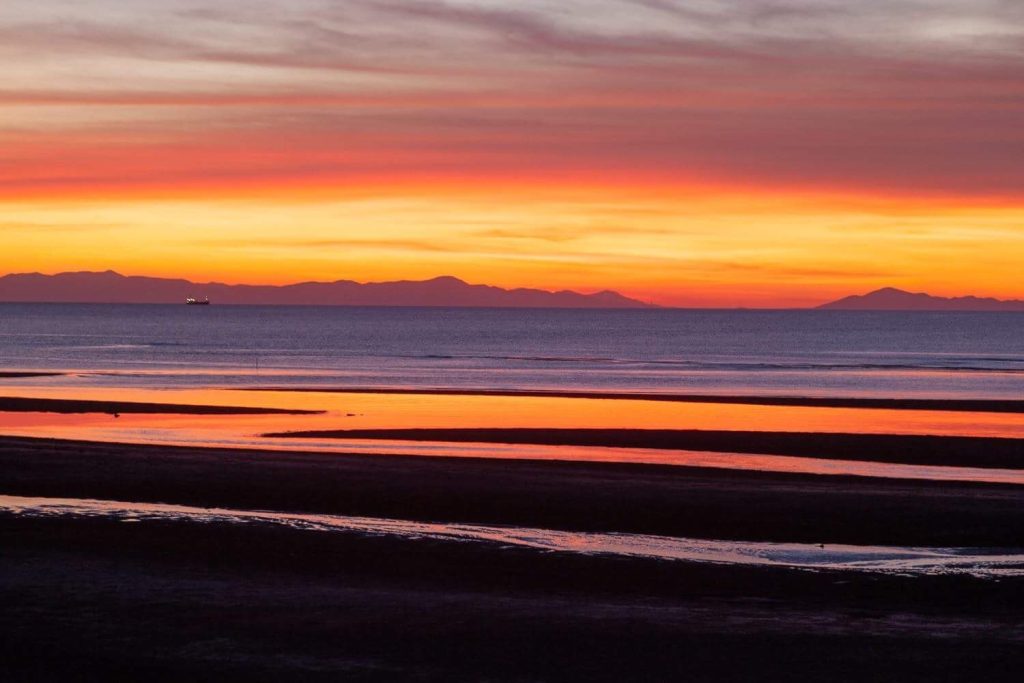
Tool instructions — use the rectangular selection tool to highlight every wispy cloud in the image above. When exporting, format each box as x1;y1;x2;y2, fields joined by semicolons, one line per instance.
3;0;1021;197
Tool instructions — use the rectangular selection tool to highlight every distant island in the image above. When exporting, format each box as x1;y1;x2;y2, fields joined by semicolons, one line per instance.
819;287;1024;311
0;271;653;308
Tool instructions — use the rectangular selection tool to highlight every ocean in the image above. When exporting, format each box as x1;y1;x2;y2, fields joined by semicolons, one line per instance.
1;303;1022;398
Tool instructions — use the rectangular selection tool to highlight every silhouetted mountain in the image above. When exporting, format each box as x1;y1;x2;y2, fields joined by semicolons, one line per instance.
0;271;653;308
819;287;1024;311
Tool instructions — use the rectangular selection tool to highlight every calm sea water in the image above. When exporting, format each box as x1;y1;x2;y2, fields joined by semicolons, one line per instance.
0;304;1022;399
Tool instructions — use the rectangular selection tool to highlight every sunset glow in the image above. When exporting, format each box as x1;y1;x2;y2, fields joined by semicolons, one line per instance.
3;0;1023;306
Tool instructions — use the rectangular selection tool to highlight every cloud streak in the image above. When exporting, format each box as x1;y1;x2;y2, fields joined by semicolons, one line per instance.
3;0;1022;197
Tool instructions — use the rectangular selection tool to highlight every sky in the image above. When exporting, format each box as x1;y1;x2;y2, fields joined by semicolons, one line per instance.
2;0;1022;306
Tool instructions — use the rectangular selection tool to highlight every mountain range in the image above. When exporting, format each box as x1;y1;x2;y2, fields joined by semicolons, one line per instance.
2;273;1020;310
818;287;1024;311
0;271;652;308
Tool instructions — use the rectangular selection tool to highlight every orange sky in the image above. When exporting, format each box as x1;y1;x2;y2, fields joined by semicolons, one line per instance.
2;0;1023;307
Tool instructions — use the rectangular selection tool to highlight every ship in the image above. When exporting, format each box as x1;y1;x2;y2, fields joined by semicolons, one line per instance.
185;297;210;305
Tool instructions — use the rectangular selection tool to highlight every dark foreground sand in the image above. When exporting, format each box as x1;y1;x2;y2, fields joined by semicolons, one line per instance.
2;435;1023;681
4;514;1024;682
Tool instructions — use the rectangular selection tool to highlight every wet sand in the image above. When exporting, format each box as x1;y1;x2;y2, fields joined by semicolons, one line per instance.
3;435;1023;547
7;494;1023;576
244;385;1024;413
267;426;1024;470
3;433;1023;680
0;396;321;415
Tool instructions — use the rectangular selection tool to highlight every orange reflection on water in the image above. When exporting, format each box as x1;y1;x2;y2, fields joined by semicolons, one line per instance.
1;383;1023;484
1;412;1023;486
0;386;1023;439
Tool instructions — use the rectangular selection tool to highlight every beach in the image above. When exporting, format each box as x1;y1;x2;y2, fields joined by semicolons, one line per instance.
2;307;1023;680
2;432;1023;681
